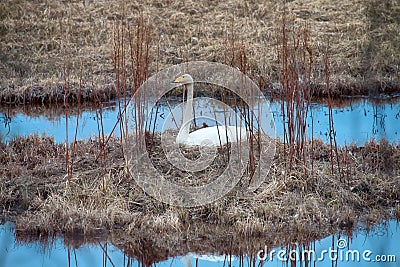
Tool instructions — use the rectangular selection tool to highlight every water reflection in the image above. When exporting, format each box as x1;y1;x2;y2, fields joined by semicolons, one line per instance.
0;97;399;146
0;220;398;267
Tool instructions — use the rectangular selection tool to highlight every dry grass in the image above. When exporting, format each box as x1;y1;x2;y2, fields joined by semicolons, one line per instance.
0;134;399;241
1;1;399;258
1;0;399;104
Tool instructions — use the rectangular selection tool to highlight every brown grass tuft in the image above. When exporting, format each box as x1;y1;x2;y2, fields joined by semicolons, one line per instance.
0;135;398;238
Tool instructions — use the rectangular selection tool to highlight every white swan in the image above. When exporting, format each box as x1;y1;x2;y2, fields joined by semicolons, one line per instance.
173;74;248;146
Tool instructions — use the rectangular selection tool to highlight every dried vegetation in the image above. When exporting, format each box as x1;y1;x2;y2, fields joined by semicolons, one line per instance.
1;0;399;256
0;134;399;240
1;0;400;104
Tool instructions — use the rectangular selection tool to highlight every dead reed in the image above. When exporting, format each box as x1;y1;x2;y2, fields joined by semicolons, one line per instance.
277;10;314;175
63;62;71;183
0;135;398;237
275;8;352;189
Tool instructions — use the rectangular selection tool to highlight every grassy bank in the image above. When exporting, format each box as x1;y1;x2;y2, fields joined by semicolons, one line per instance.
1;0;400;104
1;134;399;239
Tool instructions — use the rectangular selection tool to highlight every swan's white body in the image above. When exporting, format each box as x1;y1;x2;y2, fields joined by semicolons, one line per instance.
176;125;248;146
173;74;248;146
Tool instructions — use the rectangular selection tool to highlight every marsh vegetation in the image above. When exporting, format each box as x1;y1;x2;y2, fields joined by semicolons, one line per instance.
0;1;399;265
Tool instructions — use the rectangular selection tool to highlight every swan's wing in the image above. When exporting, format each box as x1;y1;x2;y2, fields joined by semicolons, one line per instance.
187;126;229;146
186;126;248;146
225;125;248;142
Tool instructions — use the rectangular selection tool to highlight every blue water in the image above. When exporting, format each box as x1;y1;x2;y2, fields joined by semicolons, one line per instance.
0;220;398;267
1;98;399;146
0;105;120;144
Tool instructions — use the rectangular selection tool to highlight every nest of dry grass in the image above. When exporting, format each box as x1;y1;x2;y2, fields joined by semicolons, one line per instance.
0;134;399;243
144;131;253;188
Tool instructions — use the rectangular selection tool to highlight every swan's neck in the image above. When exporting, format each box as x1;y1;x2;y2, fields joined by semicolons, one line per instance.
178;83;193;142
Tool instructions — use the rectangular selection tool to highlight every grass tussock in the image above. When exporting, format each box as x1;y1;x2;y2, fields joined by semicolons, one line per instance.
1;0;400;104
0;134;399;241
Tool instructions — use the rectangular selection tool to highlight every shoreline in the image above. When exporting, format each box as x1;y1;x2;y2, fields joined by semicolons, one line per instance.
1;0;399;105
1;80;400;106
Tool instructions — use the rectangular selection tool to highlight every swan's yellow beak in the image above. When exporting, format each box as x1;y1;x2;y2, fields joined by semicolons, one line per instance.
173;76;183;83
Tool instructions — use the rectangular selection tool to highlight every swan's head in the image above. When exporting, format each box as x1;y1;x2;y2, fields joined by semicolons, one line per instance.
173;74;193;84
